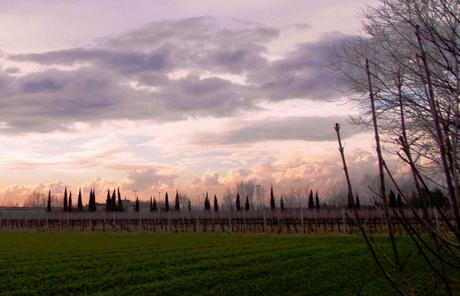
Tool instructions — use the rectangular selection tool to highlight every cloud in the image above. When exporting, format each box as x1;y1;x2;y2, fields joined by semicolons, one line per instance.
193;115;360;144
246;32;349;101
3;17;348;133
123;168;177;192
218;149;381;202
0;181;71;206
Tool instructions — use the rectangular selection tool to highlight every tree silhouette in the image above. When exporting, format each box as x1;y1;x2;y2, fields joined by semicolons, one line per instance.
153;198;157;211
348;192;354;209
204;193;211;211
106;189;111;212
149;197;153;211
68;192;73;212
396;193;403;208
213;195;219;212
187;199;191;211
88;189;92;211
117;192;123;212
77;188;83;211
47;190;52;213
175;190;180;211
235;193;242;211
135;197;140;212
280;197;285;211
164;192;169;212
389;190;397;208
111;189;117;211
89;189;96;212
244;195;250;211
270;187;276;210
355;194;361;210
315;191;320;210
63;188;68;212
308;190;314;209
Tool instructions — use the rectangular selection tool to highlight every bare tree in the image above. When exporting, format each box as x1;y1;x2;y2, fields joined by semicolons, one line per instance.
332;0;460;294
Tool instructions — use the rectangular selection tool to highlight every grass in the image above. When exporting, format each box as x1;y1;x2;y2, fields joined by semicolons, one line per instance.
0;232;452;295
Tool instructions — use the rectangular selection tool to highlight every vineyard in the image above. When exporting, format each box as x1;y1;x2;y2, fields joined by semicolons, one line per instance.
0;207;452;234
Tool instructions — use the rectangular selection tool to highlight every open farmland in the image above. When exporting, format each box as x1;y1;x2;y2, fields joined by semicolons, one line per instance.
0;233;453;296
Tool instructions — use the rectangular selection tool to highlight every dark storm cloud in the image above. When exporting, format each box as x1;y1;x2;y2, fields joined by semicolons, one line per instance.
3;17;349;133
247;32;349;101
193;116;361;144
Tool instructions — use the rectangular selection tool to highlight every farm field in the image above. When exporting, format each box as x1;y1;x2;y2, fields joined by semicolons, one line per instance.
0;233;450;295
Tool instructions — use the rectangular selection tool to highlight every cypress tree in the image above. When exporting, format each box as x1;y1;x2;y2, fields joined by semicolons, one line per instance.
396;193;403;208
47;190;52;213
308;190;314;209
204;192;210;211
213;195;219;212
280;197;285;211
389;190;397;208
89;189;96;212
88;189;92;211
187;199;191;211
68;192;73;212
63;187;68;212
355;194;361;209
117;188;123;212
348;192;354;209
153;198;157;211
244;195;250;211
164;192;169;212
106;189;111;211
93;189;97;211
236;193;242;211
175;190;180;211
111;189;117;211
315;191;320;210
77;188;83;211
150;197;153;211
135;197;140;212
270;186;276;210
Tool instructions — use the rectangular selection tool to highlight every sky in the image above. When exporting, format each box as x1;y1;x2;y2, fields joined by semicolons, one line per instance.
0;0;385;205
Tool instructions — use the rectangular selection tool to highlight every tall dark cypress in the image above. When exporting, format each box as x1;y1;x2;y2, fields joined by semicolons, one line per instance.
280;197;285;211
153;198;157;211
315;191;320;210
77;188;83;211
175;190;180;211
204;192;210;211
187;199;191;211
135;197;140;212
348;192;354;209
117;188;123;212
63;187;68;212
213;195;219;212
389;190;397;208
150;197;153;211
355;194;361;209
111;189;117;211
308;190;314;209
88;189;92;211
236;193;242;211
244;195;250;211
106;189;111;211
47;190;52;213
396;193;403;208
89;189;96;212
270;186;276;210
164;192;170;212
68;192;73;212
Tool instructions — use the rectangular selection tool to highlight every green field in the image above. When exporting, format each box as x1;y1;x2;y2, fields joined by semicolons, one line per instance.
0;232;450;295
